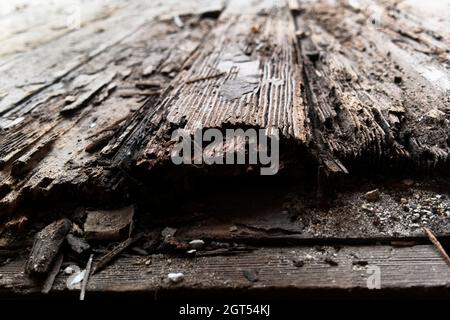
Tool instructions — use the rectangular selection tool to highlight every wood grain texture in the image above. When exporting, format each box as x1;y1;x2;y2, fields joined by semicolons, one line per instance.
104;0;310;173
293;0;449;171
25;219;71;276
0;0;448;298
0;0;448;214
0;0;224;214
1;245;449;295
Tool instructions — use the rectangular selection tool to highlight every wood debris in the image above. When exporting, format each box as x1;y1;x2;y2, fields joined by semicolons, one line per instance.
25;219;71;276
0;0;446;219
80;254;94;300
84;206;134;241
3;216;28;231
423;227;450;267
66;234;91;255
0;0;449;298
185;72;226;84
41;253;64;294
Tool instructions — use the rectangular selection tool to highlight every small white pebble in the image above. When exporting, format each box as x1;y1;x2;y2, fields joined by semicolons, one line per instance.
70;271;85;286
189;239;205;249
168;272;184;283
66;270;85;290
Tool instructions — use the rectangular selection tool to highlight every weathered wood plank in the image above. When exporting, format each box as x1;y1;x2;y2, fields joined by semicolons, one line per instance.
1;245;449;295
0;0;448;245
293;0;449;171
177;190;450;242
0;2;223;214
119;0;310;172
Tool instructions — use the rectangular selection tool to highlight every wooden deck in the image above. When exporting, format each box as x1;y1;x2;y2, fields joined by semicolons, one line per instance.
0;0;449;298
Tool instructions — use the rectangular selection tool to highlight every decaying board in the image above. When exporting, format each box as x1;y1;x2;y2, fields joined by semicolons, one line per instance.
0;0;448;217
0;0;225;214
0;0;449;297
25;219;71;276
294;0;449;173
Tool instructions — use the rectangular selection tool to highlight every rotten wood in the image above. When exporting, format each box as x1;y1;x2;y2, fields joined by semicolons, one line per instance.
292;0;449;173
25;219;71;276
0;0;447;222
0;0;223;216
84;206;134;241
66;234;91;255
185;72;226;84
41;253;64;294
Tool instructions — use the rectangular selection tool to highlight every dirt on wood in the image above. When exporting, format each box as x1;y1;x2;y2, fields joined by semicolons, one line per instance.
0;0;449;297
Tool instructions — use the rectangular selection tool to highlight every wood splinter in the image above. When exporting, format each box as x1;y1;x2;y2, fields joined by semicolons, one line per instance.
41;253;64;294
80;254;94;300
423;227;450;267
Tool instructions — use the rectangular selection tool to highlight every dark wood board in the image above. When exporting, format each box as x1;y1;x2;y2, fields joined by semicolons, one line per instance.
1;244;449;297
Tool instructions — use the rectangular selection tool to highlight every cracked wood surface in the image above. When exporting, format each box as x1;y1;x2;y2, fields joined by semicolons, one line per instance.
0;0;225;214
0;0;449;242
0;0;448;297
294;0;449;170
